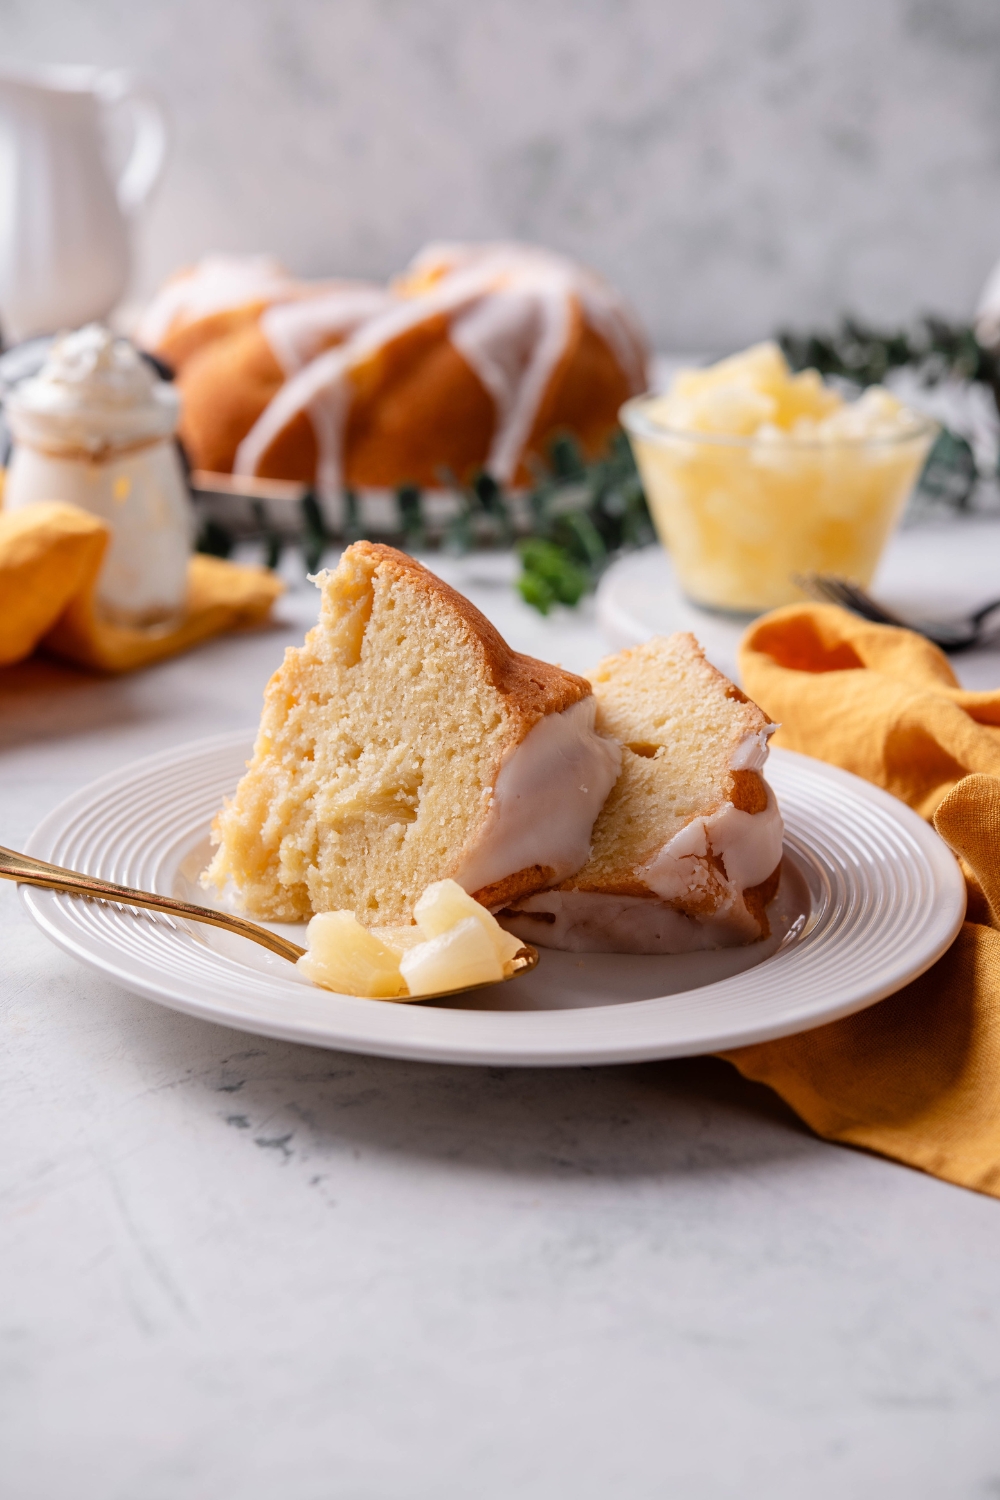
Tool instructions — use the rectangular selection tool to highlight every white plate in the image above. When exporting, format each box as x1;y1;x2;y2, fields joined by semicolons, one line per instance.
21;733;965;1067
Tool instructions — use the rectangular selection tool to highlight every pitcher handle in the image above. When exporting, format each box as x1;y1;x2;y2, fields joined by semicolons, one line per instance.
96;70;170;215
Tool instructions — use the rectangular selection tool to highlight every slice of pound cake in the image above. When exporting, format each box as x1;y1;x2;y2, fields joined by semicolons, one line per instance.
204;542;621;924
499;634;784;953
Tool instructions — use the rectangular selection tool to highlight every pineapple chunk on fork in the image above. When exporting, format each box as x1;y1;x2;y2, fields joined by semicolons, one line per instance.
297;879;525;1000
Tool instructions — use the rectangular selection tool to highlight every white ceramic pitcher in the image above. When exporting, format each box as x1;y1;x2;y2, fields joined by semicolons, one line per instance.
0;66;168;344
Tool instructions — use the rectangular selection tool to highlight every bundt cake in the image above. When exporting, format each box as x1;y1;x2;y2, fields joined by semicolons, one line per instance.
499;634;784;954
139;243;649;491
203;541;622;925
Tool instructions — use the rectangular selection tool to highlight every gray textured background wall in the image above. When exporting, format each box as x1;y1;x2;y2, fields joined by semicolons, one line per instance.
5;0;1000;351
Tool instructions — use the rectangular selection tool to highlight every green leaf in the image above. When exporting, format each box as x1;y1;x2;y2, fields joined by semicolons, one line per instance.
300;489;328;573
517;538;591;612
343;488;363;543
396;483;425;548
551;509;607;570
251;499;284;572
195;519;234;558
917;428;977;509
548;433;587;482
517;570;555;614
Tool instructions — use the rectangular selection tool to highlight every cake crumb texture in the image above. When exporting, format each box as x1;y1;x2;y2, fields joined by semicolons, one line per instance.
205;541;590;923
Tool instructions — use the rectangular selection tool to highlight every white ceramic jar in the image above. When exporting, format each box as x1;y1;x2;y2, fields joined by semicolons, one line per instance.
0;68;168;341
4;325;193;626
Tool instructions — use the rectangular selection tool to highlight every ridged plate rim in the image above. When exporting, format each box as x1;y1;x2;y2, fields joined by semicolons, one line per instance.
20;733;966;1066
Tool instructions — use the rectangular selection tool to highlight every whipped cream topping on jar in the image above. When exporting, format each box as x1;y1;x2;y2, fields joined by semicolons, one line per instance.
4;325;194;626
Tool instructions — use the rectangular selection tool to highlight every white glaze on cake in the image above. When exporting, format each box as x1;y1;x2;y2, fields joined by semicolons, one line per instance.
730;726;774;771
261;285;395;376
639;784;783;901
499;888;762;954
134;254;303;352
452;696;622;899
233;243;649;494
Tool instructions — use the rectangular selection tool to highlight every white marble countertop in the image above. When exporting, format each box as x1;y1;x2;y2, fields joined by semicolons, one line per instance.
4;528;1000;1499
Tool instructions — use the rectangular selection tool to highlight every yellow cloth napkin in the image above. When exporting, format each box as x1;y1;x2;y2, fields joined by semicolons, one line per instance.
726;602;1000;1199
0;501;283;674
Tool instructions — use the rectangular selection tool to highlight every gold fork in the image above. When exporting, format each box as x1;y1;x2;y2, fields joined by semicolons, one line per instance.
0;843;538;991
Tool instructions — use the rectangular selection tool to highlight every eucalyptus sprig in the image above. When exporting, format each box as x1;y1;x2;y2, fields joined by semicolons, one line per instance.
779;314;1000;511
443;470;515;553
778;314;1000;397
514;431;653;613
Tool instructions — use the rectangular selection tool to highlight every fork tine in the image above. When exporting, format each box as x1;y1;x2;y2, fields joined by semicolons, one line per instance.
840;581;919;630
806;575;906;628
810;575;879;618
829;580;894;623
827;580;870;613
970;596;1000;627
795;574;997;654
793;573;848;608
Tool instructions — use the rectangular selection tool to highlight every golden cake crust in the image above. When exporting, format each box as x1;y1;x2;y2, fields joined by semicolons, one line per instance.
246;302;635;490
177;325;287;474
158;302;274;374
519;301;636;484
349;543;590;725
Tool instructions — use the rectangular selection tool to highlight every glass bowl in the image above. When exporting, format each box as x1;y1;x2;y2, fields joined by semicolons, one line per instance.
621;394;937;615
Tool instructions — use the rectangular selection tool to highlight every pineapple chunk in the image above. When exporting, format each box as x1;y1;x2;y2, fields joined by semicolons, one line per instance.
662;344;840;434
297;879;526;1000
370;923;426;954
770;367;841;427
399;916;504;997
672;341;790;400
297;910;408;999
681;384;776;436
413;879;523;966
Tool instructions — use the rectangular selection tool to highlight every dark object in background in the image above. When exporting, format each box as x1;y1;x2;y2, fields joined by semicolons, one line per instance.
797;571;1000;653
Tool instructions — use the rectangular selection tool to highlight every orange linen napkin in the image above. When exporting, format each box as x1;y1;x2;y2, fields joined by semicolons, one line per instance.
0;501;282;674
725;602;1000;1198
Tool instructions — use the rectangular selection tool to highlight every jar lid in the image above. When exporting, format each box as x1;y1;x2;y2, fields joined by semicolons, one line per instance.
5;324;180;455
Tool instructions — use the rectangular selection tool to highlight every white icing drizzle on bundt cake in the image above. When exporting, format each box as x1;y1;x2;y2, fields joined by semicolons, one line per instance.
232;242;648;493
260;286;395;377
134;254;303;355
453;695;621;898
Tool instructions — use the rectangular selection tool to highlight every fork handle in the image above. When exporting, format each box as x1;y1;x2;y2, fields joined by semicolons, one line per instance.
0;844;306;964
